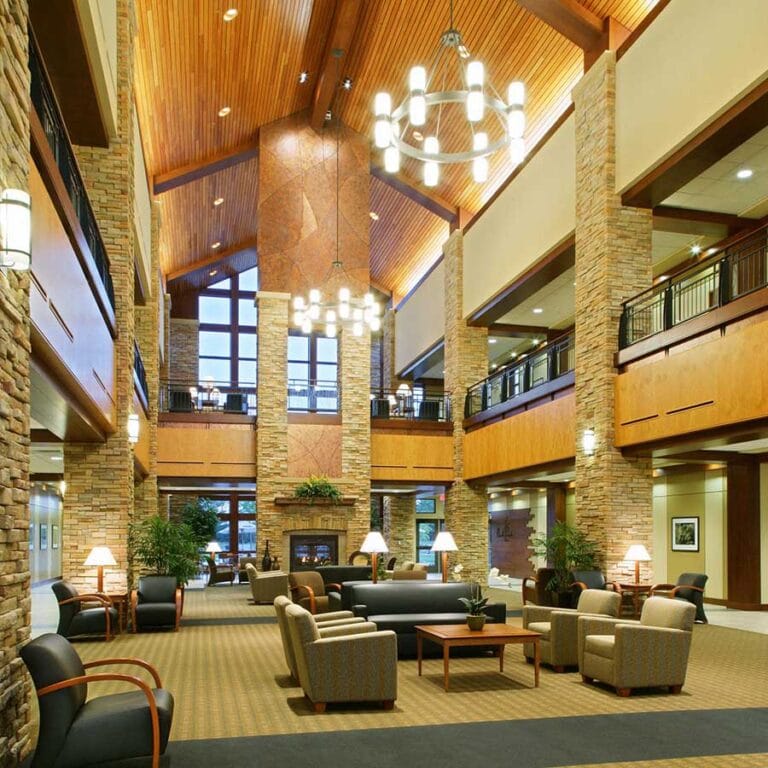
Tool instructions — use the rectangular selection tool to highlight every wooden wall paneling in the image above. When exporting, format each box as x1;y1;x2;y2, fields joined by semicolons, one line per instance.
726;462;762;607
489;507;533;578
157;424;257;478
370;432;453;482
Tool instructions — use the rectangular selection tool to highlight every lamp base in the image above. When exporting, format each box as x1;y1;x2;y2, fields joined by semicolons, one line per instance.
371;553;378;584
441;552;448;583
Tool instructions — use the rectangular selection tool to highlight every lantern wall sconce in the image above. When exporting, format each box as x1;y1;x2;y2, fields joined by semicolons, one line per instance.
127;413;140;444
582;428;596;456
0;189;31;271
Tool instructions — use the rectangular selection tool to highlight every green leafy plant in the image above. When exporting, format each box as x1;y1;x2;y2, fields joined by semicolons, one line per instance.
294;475;342;502
530;521;600;593
458;592;489;616
180;498;219;548
129;515;199;586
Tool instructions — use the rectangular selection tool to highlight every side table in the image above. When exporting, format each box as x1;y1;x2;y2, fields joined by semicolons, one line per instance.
619;583;651;619
106;593;129;633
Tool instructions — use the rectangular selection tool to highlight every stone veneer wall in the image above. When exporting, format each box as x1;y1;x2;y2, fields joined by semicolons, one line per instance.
383;495;415;564
573;51;654;583
0;1;32;762
63;0;136;593
169;318;199;382
443;231;488;582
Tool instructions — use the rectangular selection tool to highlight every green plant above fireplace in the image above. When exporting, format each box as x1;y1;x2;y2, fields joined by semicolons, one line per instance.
294;475;343;502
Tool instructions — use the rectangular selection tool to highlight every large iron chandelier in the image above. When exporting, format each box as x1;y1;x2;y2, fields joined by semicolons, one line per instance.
293;50;381;338
372;0;526;185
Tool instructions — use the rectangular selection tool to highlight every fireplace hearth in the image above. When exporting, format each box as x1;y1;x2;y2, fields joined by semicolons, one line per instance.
290;534;338;571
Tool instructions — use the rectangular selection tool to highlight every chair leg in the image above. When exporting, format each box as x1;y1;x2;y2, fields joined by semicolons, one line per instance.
313;702;327;713
669;684;683;694
616;687;631;697
382;700;394;711
581;674;592;684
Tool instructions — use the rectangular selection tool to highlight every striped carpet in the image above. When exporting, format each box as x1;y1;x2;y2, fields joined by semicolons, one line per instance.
55;586;768;766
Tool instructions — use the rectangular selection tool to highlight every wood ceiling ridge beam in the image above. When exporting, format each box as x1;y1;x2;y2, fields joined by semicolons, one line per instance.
152;138;260;195
515;0;603;51
166;238;259;283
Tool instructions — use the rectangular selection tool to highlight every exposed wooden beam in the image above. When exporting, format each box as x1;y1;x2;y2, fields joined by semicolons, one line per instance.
488;323;550;338
516;0;603;50
310;0;364;133
166;238;259;283
653;205;757;234
371;163;459;225
152;139;259;195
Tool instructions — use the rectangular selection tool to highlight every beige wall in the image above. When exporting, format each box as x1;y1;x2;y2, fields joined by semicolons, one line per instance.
394;259;445;374
652;468;727;600
133;107;152;298
462;114;575;319
615;0;768;193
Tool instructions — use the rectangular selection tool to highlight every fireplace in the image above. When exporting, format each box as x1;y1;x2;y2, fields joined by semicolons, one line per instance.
289;534;338;571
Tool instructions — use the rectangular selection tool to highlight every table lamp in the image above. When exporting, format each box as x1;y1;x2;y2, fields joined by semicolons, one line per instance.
360;531;388;584
84;546;116;593
431;531;458;583
205;541;222;561
624;544;651;584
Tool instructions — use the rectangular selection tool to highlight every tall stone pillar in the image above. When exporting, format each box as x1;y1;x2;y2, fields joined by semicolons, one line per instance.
383;495;415;564
380;308;397;391
573;51;653;582
0;1;32;760
443;231;488;582
63;0;136;592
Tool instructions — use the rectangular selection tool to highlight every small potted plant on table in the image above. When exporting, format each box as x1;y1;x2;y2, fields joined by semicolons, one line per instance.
459;592;489;631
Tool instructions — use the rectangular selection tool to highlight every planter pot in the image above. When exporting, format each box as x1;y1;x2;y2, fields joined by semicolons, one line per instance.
466;614;486;631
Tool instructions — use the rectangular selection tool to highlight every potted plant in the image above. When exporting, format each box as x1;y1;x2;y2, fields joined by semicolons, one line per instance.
180;498;219;549
458;591;489;631
530;521;599;607
294;475;342;502
129;515;200;588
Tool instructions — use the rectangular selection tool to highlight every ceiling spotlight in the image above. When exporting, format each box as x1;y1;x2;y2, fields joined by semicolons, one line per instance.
213;197;224;206
532;307;543;314
488;338;497;344
412;130;424;141
510;352;517;358
50;455;63;462
691;244;702;255
342;76;353;91
369;211;379;221
707;247;717;255
491;364;498;369
212;241;221;249
209;269;218;277
223;8;238;21
325;109;332;121
736;168;753;179
218;106;231;117
298;71;309;84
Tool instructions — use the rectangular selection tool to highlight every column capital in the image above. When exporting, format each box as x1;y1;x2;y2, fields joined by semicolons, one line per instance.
572;49;616;105
256;291;292;302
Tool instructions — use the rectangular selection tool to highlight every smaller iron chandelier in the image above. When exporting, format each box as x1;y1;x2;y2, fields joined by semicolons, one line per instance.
372;0;526;186
292;286;381;338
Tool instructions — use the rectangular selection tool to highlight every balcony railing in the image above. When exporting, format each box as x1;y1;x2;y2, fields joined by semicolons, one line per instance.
370;389;451;422
465;334;575;418
288;380;340;413
620;226;768;348
29;35;115;310
133;341;149;408
160;380;257;416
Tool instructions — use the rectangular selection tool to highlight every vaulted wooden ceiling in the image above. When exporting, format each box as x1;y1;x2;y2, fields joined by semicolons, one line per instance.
134;0;657;297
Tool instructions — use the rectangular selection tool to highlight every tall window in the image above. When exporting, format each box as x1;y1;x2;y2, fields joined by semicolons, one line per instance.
205;493;257;555
287;332;339;412
198;267;259;386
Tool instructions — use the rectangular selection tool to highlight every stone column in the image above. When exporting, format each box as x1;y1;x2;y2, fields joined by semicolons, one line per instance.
380;308;397;391
443;230;488;582
383;496;415;564
168;318;199;381
63;0;136;592
0;0;32;760
573;51;654;582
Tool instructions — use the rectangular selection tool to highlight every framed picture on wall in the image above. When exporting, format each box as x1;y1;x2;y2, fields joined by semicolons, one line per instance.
671;516;699;552
52;525;60;550
39;524;48;551
29;524;34;550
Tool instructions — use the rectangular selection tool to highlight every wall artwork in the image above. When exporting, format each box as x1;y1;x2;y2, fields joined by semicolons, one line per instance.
39;523;48;551
671;516;699;552
52;524;60;550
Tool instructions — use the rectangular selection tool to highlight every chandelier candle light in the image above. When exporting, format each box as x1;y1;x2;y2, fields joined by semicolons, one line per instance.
373;0;526;185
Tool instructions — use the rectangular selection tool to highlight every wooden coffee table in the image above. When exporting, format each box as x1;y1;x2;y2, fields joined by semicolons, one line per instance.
415;624;542;691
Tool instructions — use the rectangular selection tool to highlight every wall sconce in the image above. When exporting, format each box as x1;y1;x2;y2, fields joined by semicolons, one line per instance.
582;428;596;456
0;189;31;270
127;413;140;444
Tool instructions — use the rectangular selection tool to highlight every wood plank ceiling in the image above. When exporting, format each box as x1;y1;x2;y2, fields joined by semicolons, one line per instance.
134;0;656;296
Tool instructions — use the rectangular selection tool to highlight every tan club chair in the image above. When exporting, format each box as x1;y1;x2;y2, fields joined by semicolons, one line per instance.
245;563;288;604
578;596;696;697
288;571;341;614
523;589;622;672
392;569;427;580
273;595;371;681
286;603;398;712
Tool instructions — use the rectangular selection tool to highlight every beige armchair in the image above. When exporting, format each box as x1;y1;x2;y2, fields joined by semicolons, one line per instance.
245;563;288;604
392;569;427;580
578;596;696;697
288;571;341;614
523;589;622;672
286;603;398;713
273;596;371;681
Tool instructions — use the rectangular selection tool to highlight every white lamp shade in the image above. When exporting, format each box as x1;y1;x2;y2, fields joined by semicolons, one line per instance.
624;544;651;562
339;286;351;303
374;119;392;149
360;531;389;554
466;90;484;122
374;91;391;116
409;65;426;91
206;541;222;554
84;546;117;567
431;531;458;552
466;60;484;88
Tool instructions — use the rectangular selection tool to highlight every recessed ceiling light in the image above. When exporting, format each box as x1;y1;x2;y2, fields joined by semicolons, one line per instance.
510;352;517;358
488;338;497;344
532;307;543;314
223;8;238;21
369;211;379;221
707;247;717;255
657;274;669;281
213;197;224;206
298;71;309;84
212;241;221;249
736;168;753;179
50;455;63;462
691;244;702;255
209;269;218;277
412;130;423;141
218;106;231;117
342;76;353;91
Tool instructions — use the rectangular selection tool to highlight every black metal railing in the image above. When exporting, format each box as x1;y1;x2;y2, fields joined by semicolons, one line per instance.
620;226;768;348
369;388;451;422
160;380;257;416
464;334;575;418
287;379;340;414
133;341;149;405
29;36;115;310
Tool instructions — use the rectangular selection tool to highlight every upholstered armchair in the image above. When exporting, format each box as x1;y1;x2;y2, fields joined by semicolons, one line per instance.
288;570;342;614
650;572;708;623
286;603;398;712
21;633;174;768
131;576;182;633
206;555;235;587
578;596;696;697
571;570;623;595
521;568;557;606
274;595;372;681
523;589;622;672
52;580;118;642
245;563;288;604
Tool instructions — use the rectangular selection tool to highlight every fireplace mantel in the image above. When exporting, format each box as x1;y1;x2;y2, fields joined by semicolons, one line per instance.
274;497;356;506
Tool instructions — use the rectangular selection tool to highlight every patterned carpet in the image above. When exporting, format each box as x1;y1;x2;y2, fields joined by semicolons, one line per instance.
43;585;768;766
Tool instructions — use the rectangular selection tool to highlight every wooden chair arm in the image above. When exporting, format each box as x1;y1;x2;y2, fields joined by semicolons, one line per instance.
325;582;342;593
59;594;113;607
37;673;161;768
571;580;588;593
175;588;183;631
131;590;138;634
82;657;163;688
649;583;676;596
522;576;538;589
291;584;317;614
670;584;705;596
608;582;623;594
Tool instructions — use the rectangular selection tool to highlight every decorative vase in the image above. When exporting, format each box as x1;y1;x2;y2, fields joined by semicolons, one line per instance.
261;540;272;572
466;614;486;631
